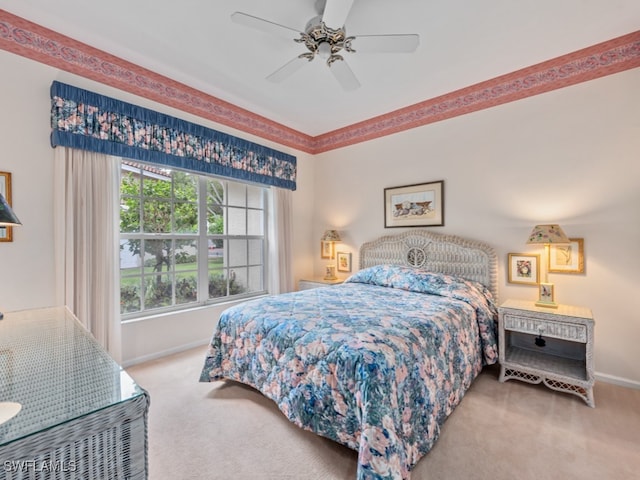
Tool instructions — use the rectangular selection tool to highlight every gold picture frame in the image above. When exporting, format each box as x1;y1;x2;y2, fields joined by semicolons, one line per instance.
337;252;352;273
549;238;584;274
0;171;13;242
320;240;334;259
507;253;540;285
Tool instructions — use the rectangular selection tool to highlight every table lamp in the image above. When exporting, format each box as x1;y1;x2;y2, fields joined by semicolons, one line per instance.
321;229;341;280
0;191;22;425
527;224;569;308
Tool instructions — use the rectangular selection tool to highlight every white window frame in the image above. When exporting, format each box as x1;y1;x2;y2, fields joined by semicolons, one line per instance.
120;162;268;320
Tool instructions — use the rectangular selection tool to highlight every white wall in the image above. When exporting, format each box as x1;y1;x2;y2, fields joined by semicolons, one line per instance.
312;68;640;386
0;49;316;365
1;46;638;385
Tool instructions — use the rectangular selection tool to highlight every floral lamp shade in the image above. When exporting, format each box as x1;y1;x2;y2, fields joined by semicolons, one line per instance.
0;192;21;226
526;224;569;245
321;229;341;242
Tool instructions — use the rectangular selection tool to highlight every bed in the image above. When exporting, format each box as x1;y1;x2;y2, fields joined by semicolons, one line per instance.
200;230;498;480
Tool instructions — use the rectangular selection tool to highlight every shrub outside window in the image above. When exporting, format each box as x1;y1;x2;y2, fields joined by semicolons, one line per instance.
119;161;267;318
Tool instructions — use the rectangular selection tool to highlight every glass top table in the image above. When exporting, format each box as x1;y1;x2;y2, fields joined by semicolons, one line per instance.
0;306;146;447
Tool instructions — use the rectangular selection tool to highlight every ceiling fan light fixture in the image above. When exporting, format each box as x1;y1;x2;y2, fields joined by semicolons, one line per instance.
318;42;332;59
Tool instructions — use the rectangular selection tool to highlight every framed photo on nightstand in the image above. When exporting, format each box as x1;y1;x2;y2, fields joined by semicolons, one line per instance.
538;282;555;304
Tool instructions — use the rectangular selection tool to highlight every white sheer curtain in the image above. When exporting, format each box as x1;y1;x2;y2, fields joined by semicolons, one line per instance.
53;147;122;362
267;187;294;294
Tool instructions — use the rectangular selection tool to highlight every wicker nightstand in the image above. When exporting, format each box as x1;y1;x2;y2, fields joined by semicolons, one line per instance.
298;278;344;291
498;299;595;407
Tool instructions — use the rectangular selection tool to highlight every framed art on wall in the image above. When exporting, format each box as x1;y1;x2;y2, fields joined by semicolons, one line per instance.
507;253;540;285
0;171;13;242
549;238;584;273
384;180;444;228
337;252;352;273
320;240;334;259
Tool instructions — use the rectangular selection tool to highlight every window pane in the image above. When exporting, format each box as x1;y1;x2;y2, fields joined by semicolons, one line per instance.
120;197;140;233
208;271;227;299
207;180;224;206
247;209;263;236
207;204;224;235
143;201;172;233
175;201;198;233
175;239;198;269
145;240;172;273
121;165;141;193
248;266;263;293
120;238;142;314
228;207;246;235
142;171;171;198
230;268;248;294
229;239;247;267
120;167;141;233
173;171;197;201
144;274;172;309
247;186;263;209
120;277;141;314
120;239;143;270
175;272;197;305
208;238;224;260
227;182;245;207
248;239;263;265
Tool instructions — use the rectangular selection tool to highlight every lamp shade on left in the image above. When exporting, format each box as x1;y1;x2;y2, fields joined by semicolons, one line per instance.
0;192;21;226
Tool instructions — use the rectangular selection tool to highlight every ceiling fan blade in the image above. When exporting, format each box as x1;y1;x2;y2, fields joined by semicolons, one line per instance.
266;56;311;83
351;34;420;53
328;58;360;91
321;0;355;28
231;12;302;40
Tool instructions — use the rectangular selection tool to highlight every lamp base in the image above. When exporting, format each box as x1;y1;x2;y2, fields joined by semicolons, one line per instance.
535;301;558;309
324;265;337;281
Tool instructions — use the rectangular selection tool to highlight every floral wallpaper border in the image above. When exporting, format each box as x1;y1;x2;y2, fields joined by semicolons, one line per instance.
1;9;639;154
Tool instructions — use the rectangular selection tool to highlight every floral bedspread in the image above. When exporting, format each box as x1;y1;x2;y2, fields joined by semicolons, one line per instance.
200;265;498;479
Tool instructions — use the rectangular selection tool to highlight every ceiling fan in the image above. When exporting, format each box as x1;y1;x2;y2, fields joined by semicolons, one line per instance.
231;0;420;91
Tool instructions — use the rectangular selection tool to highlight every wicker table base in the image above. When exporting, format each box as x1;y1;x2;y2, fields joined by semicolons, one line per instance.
0;393;149;480
0;307;150;479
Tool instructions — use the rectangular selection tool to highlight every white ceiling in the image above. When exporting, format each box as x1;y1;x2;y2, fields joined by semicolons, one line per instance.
1;0;639;136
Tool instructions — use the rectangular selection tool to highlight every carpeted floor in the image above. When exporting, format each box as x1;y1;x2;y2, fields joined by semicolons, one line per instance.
126;346;640;480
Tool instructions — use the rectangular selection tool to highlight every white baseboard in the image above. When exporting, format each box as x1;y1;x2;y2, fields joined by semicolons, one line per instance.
595;372;640;390
122;338;210;368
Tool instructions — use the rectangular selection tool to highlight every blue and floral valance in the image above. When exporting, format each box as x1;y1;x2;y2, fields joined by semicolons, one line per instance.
50;81;296;190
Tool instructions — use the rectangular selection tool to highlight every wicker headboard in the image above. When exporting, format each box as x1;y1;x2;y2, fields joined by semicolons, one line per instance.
359;230;498;300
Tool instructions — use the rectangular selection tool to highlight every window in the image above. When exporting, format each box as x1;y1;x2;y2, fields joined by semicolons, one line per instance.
119;161;267;317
